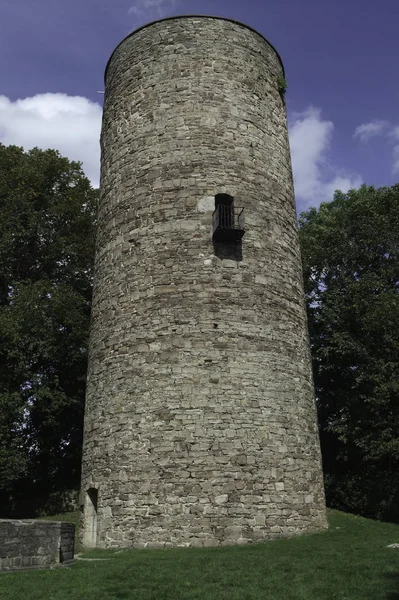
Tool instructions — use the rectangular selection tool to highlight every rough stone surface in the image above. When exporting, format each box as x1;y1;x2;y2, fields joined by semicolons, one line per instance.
0;520;75;570
80;15;327;549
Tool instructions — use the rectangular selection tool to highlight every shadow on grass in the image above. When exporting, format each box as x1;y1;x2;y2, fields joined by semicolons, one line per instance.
385;572;399;600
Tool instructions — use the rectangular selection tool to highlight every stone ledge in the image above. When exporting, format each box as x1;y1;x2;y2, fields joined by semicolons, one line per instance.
0;520;75;571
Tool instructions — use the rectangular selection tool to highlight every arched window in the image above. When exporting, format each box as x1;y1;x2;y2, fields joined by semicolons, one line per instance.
212;194;245;242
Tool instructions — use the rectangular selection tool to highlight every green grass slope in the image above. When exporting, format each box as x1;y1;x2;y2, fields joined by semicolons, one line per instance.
1;510;398;600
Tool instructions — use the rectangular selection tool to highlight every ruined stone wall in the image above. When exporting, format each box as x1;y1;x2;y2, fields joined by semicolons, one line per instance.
0;520;75;570
80;15;327;548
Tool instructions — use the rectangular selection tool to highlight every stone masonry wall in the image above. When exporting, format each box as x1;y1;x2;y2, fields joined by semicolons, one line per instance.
0;520;75;570
80;16;327;548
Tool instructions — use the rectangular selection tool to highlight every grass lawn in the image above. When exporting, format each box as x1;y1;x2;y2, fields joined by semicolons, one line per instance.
1;510;398;600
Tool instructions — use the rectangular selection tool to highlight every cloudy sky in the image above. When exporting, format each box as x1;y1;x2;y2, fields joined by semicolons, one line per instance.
1;0;398;212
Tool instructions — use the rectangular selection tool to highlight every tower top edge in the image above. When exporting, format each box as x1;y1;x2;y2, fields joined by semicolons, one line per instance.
104;14;285;84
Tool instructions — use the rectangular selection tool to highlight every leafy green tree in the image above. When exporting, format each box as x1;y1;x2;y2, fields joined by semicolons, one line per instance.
0;144;97;516
299;184;399;522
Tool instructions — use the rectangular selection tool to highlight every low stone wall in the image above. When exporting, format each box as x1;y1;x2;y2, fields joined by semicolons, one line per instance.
0;520;75;571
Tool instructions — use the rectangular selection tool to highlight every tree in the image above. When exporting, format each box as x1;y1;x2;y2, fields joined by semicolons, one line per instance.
0;144;97;516
299;184;399;522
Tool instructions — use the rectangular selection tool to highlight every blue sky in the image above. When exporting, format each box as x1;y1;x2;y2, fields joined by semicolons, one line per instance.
1;0;398;212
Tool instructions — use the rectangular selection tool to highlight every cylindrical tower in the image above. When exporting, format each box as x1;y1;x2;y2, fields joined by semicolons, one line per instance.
80;15;327;548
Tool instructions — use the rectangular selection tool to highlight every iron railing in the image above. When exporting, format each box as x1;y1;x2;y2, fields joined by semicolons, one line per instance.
212;205;245;242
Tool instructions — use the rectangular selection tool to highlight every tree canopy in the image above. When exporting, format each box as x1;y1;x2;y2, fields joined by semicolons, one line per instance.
0;144;97;516
299;184;399;522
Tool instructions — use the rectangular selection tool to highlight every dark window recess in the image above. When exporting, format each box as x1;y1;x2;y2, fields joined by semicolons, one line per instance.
215;193;234;209
212;194;245;243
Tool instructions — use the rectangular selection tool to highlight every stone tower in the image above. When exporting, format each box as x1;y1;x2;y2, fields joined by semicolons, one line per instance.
80;15;327;549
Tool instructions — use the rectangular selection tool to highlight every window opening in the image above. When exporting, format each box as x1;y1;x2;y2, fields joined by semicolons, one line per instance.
212;194;245;260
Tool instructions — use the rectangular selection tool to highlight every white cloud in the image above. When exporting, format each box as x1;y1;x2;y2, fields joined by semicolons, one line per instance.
353;119;399;173
389;125;399;173
0;93;102;187
289;107;362;209
129;0;180;20
0;94;367;203
353;120;388;142
393;147;399;173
